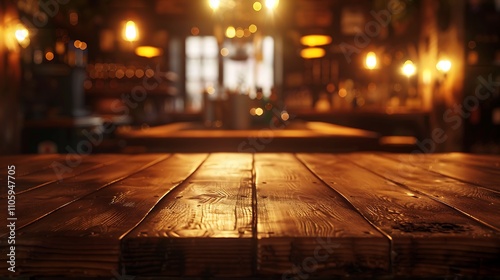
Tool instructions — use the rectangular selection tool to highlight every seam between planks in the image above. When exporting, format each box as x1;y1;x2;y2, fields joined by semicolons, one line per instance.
378;153;500;195
117;153;211;240
344;155;500;233
293;153;395;274
0;154;172;238
10;157;124;197
251;153;258;276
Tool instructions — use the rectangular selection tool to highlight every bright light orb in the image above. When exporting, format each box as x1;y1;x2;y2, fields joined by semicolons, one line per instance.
402;60;416;77
209;0;220;10
15;26;29;43
225;26;236;38
265;0;279;9
436;59;452;73
124;21;138;42
365;52;377;70
253;2;262;11
300;47;325;59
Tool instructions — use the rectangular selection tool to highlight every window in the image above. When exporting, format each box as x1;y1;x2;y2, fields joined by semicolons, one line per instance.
185;36;219;111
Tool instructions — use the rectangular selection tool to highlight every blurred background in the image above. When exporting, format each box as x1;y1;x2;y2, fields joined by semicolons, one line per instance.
1;0;499;155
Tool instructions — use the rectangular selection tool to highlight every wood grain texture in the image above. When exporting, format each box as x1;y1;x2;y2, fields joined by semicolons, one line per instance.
0;154;60;181
0;154;206;277
1;154;125;196
298;153;500;277
255;153;388;277
0;154;168;232
1;152;500;279
430;153;500;170
383;153;500;192
348;153;500;231
123;153;254;277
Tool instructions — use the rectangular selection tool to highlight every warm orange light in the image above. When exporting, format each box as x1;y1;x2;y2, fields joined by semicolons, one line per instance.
300;35;332;47
220;48;229;56
401;60;416;77
124;21;138;42
253;2;262;11
209;0;220;10
436;59;452;73
338;88;347;98
281;111;290;121
236;28;244;38
255;107;264;116
191;27;200;36
135;46;163;58
250;108;256;116
15;23;30;48
15;25;29;43
249;24;258;33
225;26;236;38
45;51;54;61
365;52;377;70
265;0;279;9
80;42;87;51
135;69;145;78
145;69;155;78
74;40;82;49
300;47;325;59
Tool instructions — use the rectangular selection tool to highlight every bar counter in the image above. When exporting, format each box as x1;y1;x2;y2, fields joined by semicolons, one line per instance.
1;153;499;279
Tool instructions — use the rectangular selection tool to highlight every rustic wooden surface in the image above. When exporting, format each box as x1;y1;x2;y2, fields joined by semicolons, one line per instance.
116;121;381;153
0;153;499;279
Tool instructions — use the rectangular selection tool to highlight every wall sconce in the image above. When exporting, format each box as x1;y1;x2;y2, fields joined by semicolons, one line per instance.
4;22;30;51
436;59;452;74
300;47;325;59
300;35;332;47
123;20;138;42
365;52;377;70
135;46;163;58
401;60;416;78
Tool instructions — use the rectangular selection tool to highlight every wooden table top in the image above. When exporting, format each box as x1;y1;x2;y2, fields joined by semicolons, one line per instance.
117;121;381;153
1;153;499;279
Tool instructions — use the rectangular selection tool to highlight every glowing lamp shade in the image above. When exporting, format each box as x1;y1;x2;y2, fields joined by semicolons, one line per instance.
401;60;416;77
436;59;452;73
300;47;325;59
135;46;163;58
265;0;279;9
123;21;138;42
365;52;377;70
300;35;332;47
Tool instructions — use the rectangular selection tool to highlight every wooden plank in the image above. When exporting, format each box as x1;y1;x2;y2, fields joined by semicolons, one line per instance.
298;153;500;277
0;154;206;278
383;153;500;192
0;154;168;233
430;153;500;172
1;154;126;196
255;153;389;277
345;153;500;231
122;153;254;278
0;154;61;179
